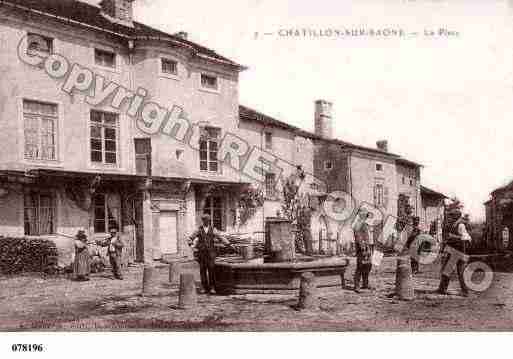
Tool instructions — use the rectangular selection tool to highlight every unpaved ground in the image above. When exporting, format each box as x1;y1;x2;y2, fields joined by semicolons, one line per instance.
1;256;513;331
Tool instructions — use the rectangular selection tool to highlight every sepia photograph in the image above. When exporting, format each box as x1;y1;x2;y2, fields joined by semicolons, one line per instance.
1;0;513;354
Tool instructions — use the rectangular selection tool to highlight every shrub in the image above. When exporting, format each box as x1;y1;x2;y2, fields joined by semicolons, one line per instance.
0;237;59;275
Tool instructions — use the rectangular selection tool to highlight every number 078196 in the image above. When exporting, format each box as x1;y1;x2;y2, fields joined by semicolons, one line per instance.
11;344;44;352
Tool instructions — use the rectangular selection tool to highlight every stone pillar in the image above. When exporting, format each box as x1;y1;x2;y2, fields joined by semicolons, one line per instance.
178;273;197;309
298;272;319;310
396;256;414;301
141;264;156;296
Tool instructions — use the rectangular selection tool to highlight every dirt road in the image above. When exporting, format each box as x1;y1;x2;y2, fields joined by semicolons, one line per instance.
1;256;513;331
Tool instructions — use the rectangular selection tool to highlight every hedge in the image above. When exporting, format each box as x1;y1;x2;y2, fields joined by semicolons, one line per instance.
0;237;59;275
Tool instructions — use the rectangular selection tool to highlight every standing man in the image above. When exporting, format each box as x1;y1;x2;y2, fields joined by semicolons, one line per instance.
189;214;231;294
437;209;471;297
406;217;421;275
353;211;373;293
96;227;125;280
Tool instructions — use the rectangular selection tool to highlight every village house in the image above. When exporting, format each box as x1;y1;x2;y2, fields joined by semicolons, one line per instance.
0;0;250;266
484;181;513;251
0;0;445;267
420;185;447;243
238;100;443;249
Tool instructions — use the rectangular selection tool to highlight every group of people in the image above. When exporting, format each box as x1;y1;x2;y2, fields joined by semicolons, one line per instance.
352;209;473;296
72;227;125;281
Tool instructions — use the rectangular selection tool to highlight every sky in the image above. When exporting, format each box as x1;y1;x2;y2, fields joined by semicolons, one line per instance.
87;0;513;220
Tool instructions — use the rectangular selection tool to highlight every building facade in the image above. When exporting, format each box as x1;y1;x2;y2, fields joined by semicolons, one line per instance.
0;0;444;266
0;0;247;265
485;182;513;250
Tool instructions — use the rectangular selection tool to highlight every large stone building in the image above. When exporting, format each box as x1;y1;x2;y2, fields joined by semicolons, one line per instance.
0;0;444;266
0;0;248;265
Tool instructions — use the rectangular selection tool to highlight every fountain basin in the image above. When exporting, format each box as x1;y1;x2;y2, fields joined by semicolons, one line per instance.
214;256;349;295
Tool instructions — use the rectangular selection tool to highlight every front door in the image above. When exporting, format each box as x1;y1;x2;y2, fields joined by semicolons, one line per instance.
159;211;178;255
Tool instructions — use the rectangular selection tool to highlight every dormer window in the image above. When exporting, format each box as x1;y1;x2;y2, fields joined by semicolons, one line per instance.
95;49;116;68
201;74;218;91
27;33;53;55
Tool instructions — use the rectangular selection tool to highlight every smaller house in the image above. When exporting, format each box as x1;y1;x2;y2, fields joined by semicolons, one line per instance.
485;180;513;250
420;186;447;243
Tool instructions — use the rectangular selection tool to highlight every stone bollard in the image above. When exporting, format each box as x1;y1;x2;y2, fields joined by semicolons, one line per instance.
396;256;415;301
178;273;197;310
298;272;319;310
169;262;181;284
142;264;156;296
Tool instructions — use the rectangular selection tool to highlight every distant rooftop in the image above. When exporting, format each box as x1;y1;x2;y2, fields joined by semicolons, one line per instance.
239;104;426;163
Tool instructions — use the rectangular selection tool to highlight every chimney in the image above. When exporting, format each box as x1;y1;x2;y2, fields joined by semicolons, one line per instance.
174;31;188;40
377;140;389;152
100;0;135;27
314;100;333;139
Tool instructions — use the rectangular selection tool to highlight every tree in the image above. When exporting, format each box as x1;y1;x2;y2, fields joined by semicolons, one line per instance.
281;166;314;255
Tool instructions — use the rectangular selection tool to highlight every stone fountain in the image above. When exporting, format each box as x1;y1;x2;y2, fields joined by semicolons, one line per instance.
214;218;349;294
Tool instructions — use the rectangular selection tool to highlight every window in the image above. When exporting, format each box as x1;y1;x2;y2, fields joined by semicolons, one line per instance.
93;193;120;233
27;33;53;55
410;179;414;186
23;100;58;161
374;184;385;207
199;127;220;172
265;173;276;198
90;110;118;165
161;58;177;75
402;176;405;185
134;138;151;176
24;190;55;236
265;131;273;150
201;74;218;91
203;196;223;230
324;161;333;171
376;163;383;172
95;49;116;68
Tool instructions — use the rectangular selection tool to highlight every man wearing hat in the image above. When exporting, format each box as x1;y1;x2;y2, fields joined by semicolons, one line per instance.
96;227;125;280
352;210;373;293
188;214;231;294
437;209;471;296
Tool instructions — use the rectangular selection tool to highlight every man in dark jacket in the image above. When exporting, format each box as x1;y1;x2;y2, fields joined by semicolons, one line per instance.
189;214;231;294
353;211;373;293
437;210;470;296
96;227;125;280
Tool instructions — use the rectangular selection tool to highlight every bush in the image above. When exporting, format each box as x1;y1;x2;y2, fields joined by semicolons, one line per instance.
0;237;59;275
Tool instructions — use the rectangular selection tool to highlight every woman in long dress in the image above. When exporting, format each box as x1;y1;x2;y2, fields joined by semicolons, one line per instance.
73;230;91;281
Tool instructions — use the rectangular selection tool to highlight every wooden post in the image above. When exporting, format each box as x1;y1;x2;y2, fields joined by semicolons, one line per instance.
336;232;341;256
178;273;197;309
298;272;319;310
